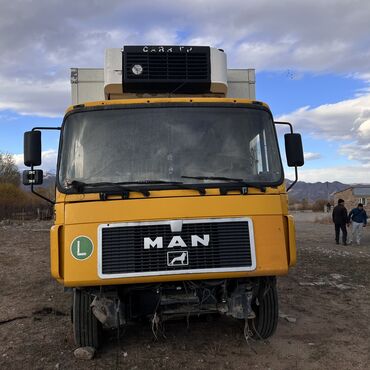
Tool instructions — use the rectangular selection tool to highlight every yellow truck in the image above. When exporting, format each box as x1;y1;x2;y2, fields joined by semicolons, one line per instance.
23;45;303;348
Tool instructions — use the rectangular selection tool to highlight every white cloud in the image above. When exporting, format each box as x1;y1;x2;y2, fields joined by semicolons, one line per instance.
0;0;369;116
357;118;370;137
14;149;57;172
304;152;321;161
286;164;370;184
339;141;370;162
0;78;69;117
279;93;370;163
278;94;370;140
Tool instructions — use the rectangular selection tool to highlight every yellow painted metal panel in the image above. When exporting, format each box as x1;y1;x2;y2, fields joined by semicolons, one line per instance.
54;202;64;224
57;186;284;204
286;215;297;266
64;194;284;225
280;193;289;214
65;97;270;113
50;225;61;279
57;194;290;287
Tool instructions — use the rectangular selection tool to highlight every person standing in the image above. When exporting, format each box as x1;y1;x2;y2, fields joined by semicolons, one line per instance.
332;199;348;245
348;203;367;245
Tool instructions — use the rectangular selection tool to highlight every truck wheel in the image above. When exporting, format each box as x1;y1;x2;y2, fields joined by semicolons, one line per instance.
73;289;101;348
249;277;278;339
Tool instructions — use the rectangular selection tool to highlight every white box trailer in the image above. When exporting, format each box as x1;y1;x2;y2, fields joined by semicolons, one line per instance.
71;47;255;105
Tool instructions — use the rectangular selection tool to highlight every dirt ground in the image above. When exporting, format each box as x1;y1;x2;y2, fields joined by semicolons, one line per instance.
1;218;370;370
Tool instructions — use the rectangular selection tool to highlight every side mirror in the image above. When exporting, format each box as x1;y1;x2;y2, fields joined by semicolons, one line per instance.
284;133;304;167
23;169;43;185
24;131;41;167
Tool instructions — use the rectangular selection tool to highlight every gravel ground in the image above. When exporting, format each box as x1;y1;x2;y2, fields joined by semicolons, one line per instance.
0;218;369;369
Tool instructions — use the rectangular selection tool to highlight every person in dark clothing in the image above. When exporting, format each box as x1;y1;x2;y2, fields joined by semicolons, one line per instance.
332;199;348;245
348;203;367;245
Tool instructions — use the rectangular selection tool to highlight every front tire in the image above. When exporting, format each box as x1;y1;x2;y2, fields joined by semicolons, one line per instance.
73;289;101;348
249;277;278;339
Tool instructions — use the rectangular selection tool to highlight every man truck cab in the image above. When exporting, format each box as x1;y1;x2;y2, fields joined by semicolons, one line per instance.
23;45;303;348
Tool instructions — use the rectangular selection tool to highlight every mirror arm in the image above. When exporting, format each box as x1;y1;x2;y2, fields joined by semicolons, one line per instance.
275;121;293;134
32;126;61;132
274;121;298;191
30;165;55;205
31;184;55;205
286;167;298;192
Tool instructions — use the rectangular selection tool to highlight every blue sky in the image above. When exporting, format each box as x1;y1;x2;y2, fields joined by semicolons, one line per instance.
1;0;370;183
257;72;367;174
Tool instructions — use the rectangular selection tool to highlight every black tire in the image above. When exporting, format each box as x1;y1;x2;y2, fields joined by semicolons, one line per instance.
73;288;101;348
249;277;278;339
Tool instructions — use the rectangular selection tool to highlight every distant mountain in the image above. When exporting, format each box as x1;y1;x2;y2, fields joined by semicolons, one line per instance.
42;172;56;188
286;180;349;202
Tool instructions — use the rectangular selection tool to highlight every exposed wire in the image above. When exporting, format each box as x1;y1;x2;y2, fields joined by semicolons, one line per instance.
251;319;266;343
115;298;121;370
151;312;160;340
183;282;192;328
150;290;166;340
243;319;257;354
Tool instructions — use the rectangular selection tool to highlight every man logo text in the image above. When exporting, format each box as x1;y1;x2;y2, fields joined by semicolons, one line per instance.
144;235;210;249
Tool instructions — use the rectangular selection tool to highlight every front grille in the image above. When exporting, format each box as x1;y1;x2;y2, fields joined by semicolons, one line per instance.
99;218;255;278
125;53;209;80
122;45;211;93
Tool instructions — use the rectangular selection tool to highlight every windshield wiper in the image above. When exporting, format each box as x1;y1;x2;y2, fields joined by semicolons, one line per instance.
113;180;207;195
115;180;184;185
181;175;266;194
181;175;244;182
68;180;207;197
68;180;150;198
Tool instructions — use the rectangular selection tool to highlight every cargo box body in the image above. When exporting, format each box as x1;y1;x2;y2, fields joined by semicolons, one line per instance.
71;68;256;105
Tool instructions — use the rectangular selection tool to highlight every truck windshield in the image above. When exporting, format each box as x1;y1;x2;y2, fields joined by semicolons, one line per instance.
58;105;283;191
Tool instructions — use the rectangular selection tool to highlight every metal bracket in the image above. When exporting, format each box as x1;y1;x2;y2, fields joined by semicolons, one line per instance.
70;68;78;84
220;186;249;196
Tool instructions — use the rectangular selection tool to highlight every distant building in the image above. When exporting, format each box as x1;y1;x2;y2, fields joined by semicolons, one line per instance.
333;186;370;210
